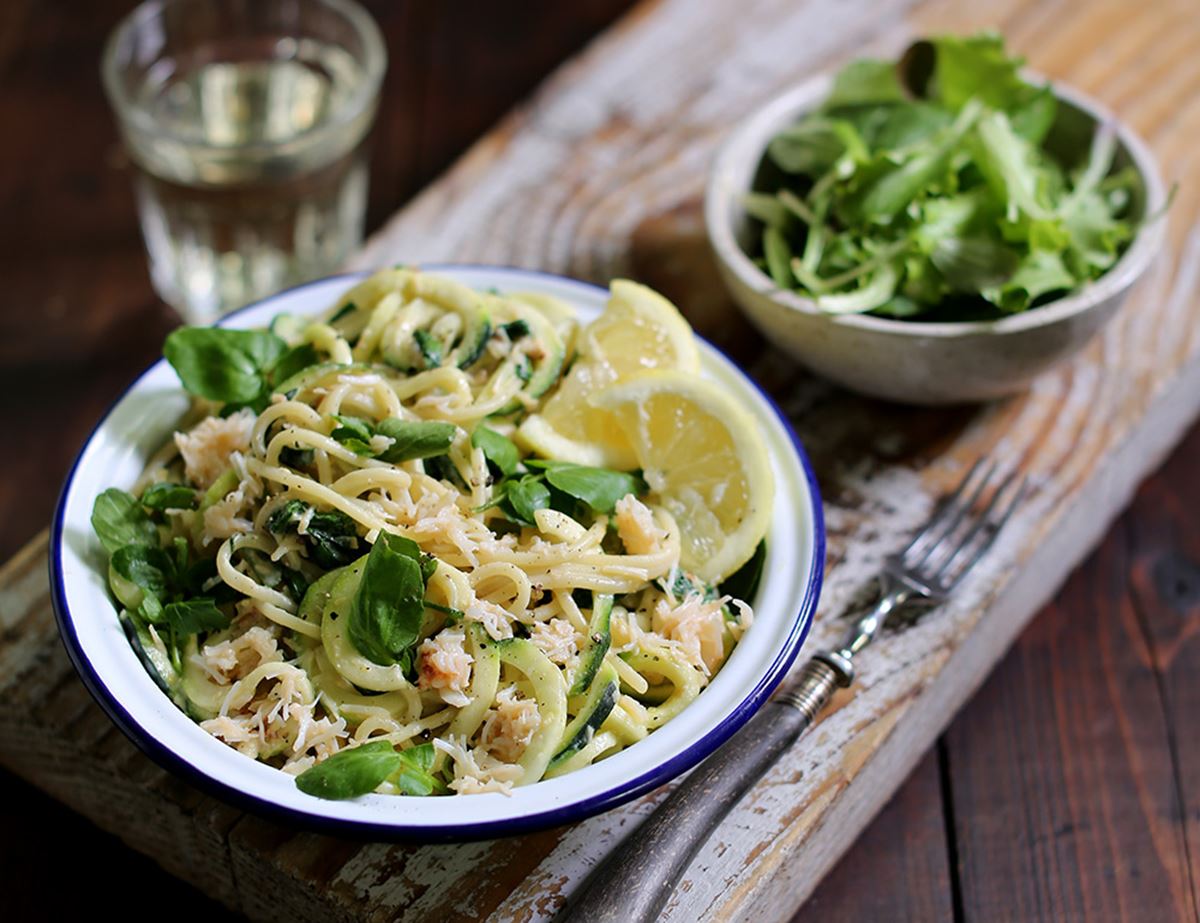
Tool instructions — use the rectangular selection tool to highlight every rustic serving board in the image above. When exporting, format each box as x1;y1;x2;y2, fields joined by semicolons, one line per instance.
3;0;1198;919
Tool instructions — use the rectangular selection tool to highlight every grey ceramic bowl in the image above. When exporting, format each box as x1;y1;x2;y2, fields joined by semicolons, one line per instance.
705;73;1167;405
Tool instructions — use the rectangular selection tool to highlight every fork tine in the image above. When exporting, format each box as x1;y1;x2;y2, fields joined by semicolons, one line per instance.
928;469;1018;578
906;460;997;569
939;475;1029;590
899;459;986;560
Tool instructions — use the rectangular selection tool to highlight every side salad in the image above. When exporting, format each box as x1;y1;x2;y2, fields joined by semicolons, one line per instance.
746;33;1150;320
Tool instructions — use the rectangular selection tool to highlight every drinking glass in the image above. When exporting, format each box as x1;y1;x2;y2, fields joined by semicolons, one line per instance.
102;0;386;323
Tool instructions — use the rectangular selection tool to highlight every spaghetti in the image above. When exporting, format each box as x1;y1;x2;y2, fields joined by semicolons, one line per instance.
91;270;758;797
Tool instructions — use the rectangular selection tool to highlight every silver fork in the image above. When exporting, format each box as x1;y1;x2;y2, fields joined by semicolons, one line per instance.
561;461;1028;923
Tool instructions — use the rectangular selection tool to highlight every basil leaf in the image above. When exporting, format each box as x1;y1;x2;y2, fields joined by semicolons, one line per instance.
392;742;448;796
538;462;644;514
163;327;287;404
471;425;519;477
112;545;174;598
295;739;403;800
375;419;456;463
413;329;443;369
502;475;551;526
92;488;158;554
141;483;198;511
348;532;428;666
163;598;229;636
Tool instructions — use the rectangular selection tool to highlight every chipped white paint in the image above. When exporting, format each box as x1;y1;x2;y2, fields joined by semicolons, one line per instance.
2;0;1199;920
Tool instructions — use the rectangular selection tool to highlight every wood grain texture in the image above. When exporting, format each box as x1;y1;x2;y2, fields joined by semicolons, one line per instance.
3;0;1200;920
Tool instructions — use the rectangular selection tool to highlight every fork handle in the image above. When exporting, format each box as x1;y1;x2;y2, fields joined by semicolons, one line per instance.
559;658;849;923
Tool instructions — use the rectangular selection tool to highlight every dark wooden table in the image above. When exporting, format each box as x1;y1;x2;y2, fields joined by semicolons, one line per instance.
3;3;1197;920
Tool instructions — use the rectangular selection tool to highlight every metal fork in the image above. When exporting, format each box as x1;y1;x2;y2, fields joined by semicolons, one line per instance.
561;461;1028;923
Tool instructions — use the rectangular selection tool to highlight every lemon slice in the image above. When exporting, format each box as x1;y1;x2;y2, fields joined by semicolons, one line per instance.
592;370;774;583
517;281;699;468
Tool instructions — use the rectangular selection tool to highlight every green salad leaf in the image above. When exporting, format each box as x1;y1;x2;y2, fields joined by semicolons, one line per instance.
295;739;404;800
747;31;1149;320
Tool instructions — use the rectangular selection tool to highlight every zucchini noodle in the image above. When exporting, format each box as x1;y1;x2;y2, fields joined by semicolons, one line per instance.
96;269;758;796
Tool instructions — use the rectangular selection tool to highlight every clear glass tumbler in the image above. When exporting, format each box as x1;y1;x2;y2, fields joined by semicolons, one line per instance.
102;0;386;323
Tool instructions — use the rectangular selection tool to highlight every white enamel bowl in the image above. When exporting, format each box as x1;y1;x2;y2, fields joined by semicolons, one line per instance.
706;74;1167;405
51;265;824;840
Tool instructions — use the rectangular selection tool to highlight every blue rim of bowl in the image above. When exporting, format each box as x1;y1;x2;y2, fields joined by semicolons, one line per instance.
50;264;825;842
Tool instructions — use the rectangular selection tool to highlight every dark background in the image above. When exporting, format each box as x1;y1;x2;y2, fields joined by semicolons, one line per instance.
3;2;1198;920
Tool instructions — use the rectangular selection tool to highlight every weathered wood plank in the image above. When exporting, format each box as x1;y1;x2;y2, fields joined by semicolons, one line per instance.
2;0;1200;920
791;749;955;923
944;526;1197;921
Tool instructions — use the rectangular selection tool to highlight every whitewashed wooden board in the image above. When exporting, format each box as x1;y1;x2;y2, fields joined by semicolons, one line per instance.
2;0;1198;918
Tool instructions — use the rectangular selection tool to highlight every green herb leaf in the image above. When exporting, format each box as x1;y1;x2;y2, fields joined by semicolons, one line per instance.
295;739;403;800
330;415;377;456
823;58;906;109
111;545;174;598
91;488;158;553
375;419;456;463
163;327;288;404
392;742;448;796
502;475;551;526
140;483;198;511
471;425;520;477
305;511;361;569
533;462;644;514
348;533;430;666
163;598;229;636
270;344;320;385
500;319;531;341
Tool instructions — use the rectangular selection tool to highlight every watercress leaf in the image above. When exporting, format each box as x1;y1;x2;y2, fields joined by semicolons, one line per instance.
823;58;906;109
375;419;456;463
141;482;198;511
267;499;311;534
930;235;1020;291
330;415;378;456
269;343;319;385
543;464;644;514
413;329;443;369
981;250;1076;312
931;32;1039;114
295;739;403;800
163;327;287;404
503;475;551;526
92;488;158;553
164;598;229;636
305;510;361;569
138;592;165;626
762;226;795;288
348;532;427;666
278;565;309;603
111;544;174;598
471;425;520;477
767;117;851;175
391;742;448;796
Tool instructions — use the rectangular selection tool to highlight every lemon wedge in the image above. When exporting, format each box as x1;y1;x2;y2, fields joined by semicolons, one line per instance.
591;369;774;583
517;281;699;469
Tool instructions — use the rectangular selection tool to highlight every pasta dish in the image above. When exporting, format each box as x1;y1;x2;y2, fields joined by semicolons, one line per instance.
90;269;772;797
